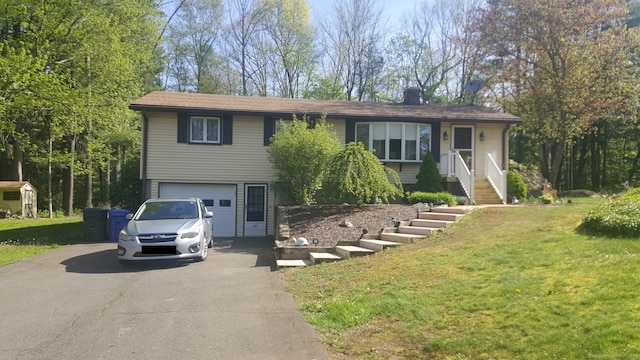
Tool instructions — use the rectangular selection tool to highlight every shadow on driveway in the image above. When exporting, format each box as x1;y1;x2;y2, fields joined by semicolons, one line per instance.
61;237;277;274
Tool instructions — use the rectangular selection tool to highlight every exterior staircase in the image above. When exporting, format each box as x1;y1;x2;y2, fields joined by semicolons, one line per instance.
276;206;473;268
474;178;503;205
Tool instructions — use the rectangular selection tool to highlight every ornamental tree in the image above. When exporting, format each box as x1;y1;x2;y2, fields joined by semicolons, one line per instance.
322;142;404;204
267;115;341;204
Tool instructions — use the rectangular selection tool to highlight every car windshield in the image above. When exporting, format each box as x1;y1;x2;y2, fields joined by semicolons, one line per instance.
135;201;199;220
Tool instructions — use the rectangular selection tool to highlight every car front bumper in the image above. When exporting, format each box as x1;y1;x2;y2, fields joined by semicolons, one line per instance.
117;238;204;261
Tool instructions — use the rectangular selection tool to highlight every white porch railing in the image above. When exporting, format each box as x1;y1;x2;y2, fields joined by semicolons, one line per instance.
485;152;506;204
440;151;474;203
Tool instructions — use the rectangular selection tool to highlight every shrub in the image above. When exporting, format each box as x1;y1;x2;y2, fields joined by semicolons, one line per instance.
579;198;640;238
0;209;11;219
506;171;527;203
407;191;456;206
619;188;640;200
414;151;444;193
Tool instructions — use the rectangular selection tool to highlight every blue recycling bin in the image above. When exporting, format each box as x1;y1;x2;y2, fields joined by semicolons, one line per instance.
108;209;131;242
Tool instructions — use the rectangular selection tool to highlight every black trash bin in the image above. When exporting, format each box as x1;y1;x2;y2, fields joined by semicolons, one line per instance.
83;208;108;242
108;209;131;242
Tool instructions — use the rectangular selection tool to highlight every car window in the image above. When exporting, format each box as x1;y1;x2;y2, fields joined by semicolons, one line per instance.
136;201;199;220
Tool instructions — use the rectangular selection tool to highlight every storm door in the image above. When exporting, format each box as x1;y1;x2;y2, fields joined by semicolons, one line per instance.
452;126;474;172
244;184;267;237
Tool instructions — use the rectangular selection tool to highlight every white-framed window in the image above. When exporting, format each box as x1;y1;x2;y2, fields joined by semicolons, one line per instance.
190;116;220;143
355;122;431;161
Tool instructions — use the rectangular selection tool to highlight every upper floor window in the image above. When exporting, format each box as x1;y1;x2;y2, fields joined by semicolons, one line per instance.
356;122;431;161
190;116;220;143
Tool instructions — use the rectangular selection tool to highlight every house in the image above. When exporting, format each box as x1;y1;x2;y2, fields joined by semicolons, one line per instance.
129;89;522;238
0;181;37;218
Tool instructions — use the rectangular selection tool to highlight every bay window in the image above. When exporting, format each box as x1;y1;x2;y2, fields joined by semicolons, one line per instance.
355;122;431;161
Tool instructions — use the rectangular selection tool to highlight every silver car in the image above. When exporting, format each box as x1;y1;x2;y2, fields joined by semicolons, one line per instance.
117;198;213;264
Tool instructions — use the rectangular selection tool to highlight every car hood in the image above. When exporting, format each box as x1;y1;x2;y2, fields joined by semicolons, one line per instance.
125;219;200;235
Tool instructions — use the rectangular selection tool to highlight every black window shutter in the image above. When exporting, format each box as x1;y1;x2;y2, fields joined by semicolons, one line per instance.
222;114;233;144
345;119;356;143
263;116;274;146
177;112;189;143
431;122;440;160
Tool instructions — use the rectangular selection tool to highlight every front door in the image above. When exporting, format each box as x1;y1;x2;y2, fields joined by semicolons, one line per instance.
452;126;474;172
244;184;267;237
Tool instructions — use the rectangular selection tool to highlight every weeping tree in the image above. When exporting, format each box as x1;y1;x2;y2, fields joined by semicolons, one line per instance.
322;142;403;204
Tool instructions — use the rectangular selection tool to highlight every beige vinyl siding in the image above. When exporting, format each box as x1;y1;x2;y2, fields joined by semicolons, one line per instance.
385;163;421;185
146;113;276;182
475;123;507;177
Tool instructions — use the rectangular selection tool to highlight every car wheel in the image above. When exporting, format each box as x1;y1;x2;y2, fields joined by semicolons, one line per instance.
207;237;213;248
195;241;208;262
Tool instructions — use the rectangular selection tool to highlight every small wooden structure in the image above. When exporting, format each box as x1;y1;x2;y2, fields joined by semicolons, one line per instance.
0;181;37;218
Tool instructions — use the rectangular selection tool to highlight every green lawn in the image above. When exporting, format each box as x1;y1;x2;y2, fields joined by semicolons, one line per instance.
285;199;640;359
0;217;85;265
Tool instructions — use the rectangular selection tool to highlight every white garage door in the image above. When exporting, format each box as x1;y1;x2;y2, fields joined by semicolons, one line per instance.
159;183;236;237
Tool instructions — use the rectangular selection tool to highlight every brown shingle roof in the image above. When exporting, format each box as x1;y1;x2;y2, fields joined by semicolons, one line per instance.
0;181;29;189
129;91;522;123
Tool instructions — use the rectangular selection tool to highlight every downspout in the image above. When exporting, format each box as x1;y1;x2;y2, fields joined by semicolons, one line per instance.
141;111;149;200
502;124;511;170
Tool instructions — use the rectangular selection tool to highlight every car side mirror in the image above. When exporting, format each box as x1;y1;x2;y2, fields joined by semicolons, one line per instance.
126;213;133;220
204;211;213;218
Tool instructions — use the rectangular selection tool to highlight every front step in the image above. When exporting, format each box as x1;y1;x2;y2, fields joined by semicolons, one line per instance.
380;232;424;243
335;245;375;258
397;225;439;236
410;218;453;228
276;259;312;268
359;239;402;251
430;206;473;214
419;212;464;222
310;252;344;264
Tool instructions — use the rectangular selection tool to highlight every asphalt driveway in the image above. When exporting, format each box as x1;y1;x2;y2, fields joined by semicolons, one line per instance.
0;238;329;360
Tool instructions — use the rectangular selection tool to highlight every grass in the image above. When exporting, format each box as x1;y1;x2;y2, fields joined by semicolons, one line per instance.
285;199;640;359
0;217;85;265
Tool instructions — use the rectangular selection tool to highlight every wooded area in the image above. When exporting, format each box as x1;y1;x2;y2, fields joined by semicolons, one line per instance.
1;0;639;216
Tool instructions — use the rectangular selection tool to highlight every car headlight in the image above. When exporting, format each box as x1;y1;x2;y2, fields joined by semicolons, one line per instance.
119;231;137;242
181;228;200;239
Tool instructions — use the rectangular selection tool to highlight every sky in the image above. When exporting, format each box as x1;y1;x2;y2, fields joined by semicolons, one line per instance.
307;0;423;33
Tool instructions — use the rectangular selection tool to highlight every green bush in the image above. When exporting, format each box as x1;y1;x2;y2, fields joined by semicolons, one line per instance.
579;198;640;238
619;188;640;199
414;151;444;193
407;191;456;206
506;171;527;203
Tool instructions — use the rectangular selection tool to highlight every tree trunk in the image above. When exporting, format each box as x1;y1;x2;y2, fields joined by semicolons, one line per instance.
66;135;76;216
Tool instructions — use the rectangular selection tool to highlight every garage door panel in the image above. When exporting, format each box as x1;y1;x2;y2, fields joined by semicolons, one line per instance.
159;183;236;237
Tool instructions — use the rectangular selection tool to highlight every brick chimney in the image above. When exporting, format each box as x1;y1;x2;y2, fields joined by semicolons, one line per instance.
403;87;421;105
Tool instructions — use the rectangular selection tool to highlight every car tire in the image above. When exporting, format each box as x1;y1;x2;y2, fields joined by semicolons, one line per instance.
195;241;208;262
207;237;213;248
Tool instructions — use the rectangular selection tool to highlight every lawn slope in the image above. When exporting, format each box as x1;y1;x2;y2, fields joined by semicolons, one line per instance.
286;201;640;359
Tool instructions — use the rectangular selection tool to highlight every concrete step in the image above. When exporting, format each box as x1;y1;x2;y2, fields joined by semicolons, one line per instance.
335;245;375;258
359;239;402;251
310;252;344;264
276;259;312;268
397;225;439;236
380;232;424;243
475;198;504;205
429;206;472;214
419;212;464;222
410;218;453;228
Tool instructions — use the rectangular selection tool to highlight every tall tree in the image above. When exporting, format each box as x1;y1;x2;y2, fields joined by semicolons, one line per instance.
472;0;638;188
164;0;225;93
319;0;386;101
261;0;315;98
